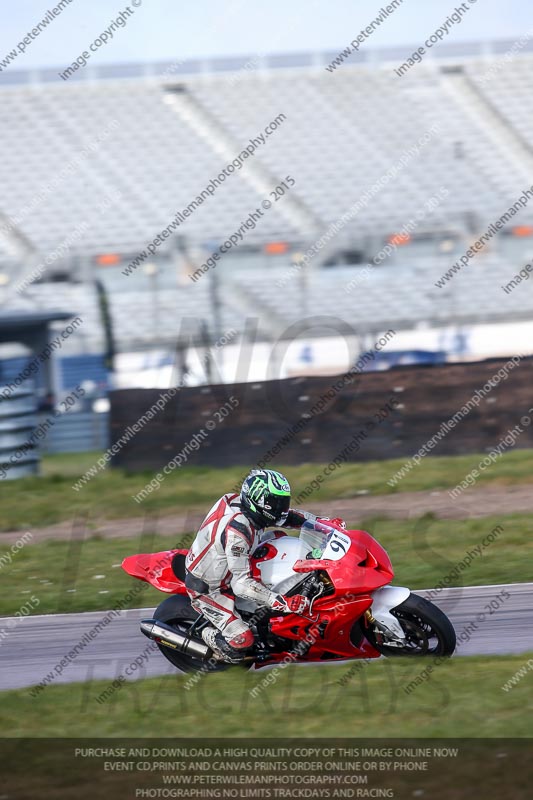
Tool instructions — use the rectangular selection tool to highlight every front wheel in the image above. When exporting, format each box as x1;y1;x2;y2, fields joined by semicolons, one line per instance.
365;592;456;656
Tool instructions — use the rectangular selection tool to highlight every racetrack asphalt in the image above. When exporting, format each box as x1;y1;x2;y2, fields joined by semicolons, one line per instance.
1;583;531;692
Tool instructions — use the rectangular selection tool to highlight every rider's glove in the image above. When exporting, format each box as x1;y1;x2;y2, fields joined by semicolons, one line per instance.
285;595;311;615
271;594;311;615
319;516;347;529
331;517;347;529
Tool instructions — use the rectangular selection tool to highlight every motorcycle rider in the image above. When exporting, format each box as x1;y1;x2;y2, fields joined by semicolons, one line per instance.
185;468;345;663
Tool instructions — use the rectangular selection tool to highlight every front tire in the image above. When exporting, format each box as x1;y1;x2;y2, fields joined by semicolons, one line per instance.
152;595;232;674
365;592;456;656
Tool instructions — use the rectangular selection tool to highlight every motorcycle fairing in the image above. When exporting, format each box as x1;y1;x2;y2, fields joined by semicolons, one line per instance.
121;550;186;594
293;528;394;594
121;523;405;663
267;594;381;659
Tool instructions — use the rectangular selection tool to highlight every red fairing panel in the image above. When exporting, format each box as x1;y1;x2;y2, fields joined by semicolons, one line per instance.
121;549;187;594
293;528;394;594
268;595;381;660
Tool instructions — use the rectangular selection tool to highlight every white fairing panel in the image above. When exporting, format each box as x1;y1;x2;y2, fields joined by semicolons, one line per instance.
321;530;352;561
370;586;411;640
255;536;311;594
235;536;311;613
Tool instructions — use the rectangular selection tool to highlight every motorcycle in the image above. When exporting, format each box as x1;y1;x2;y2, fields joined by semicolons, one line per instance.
122;518;456;674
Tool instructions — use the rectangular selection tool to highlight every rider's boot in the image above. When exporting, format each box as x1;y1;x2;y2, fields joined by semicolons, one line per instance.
202;627;254;664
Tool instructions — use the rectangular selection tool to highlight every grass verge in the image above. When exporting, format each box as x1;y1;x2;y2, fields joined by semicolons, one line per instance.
1;447;533;532
5;652;533;737
0;513;530;616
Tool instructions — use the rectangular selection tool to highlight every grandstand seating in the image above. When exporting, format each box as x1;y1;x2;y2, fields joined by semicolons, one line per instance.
7;273;234;352
1;49;533;352
467;57;533;148
192;66;526;231
0;54;532;264
5;246;533;353
0;81;297;257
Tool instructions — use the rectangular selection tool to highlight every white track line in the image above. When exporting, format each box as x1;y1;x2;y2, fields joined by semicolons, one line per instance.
2;582;532;623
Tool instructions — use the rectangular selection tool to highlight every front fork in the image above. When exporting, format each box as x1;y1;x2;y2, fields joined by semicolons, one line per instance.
364;608;405;646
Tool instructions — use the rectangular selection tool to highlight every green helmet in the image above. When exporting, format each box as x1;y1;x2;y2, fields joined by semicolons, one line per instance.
240;469;291;528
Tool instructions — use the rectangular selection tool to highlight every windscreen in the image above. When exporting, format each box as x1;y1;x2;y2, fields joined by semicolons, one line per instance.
299;519;352;561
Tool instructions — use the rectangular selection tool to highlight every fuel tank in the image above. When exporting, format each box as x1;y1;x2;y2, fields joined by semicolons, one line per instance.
253;535;311;594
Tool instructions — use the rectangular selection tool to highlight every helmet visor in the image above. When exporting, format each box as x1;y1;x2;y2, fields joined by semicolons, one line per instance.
264;493;290;525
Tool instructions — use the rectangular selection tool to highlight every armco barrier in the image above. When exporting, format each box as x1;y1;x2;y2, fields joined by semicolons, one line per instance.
42;411;109;454
0;386;39;479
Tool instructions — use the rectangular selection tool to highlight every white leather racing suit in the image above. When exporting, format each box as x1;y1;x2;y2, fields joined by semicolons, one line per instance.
185;492;315;641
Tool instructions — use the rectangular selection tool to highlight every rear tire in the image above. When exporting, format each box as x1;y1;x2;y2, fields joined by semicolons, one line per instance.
152;595;232;674
365;592;456;657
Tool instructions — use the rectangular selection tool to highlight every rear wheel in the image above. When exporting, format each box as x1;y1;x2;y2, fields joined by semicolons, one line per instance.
152;595;232;674
365;592;456;656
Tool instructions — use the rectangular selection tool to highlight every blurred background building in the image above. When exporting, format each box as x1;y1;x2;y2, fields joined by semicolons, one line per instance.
1;27;533;471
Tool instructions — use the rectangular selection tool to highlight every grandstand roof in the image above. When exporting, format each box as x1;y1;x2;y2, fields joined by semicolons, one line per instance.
0;310;73;329
1;38;532;85
0;310;75;352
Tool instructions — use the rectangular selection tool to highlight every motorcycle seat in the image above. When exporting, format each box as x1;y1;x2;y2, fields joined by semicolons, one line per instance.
171;552;187;582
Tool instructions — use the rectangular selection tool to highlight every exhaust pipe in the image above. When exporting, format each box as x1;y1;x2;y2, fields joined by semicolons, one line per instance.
140;619;209;659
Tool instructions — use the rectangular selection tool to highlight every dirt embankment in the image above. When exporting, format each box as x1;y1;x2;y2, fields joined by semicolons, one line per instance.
2;483;532;544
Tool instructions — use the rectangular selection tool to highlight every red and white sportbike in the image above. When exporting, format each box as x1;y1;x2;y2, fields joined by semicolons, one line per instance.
122;519;456;673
